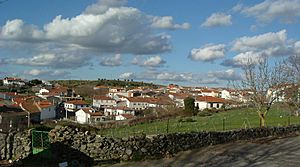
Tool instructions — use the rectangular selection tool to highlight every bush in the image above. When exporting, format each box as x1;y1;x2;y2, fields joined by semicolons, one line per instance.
178;117;197;123
197;111;213;117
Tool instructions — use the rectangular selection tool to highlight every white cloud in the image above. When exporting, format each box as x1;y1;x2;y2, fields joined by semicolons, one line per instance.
100;54;122;66
151;16;190;30
119;72;135;79
294;41;300;54
11;53;90;69
131;55;166;67
201;13;232;27
119;69;241;85
84;0;127;15
1;0;176;70
143;56;166;67
241;0;300;23
189;44;226;62
1;19;43;41
221;51;264;67
24;69;70;78
207;69;241;81
231;29;293;57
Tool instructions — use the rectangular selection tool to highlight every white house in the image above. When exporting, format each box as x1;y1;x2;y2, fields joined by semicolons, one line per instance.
75;108;104;124
104;106;135;117
3;77;25;86
20;99;56;121
124;97;150;110
195;96;225;110
93;95;116;108
64;100;89;112
201;89;220;97
115;114;135;121
168;93;189;108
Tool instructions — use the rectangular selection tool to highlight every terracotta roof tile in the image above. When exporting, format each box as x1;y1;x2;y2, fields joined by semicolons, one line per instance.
195;96;225;103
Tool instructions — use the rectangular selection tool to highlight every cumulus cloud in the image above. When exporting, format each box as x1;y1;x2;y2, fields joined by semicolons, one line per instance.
232;30;287;53
201;13;232;27
131;55;166;67
231;29;294;58
151;16;191;30
221;51;265;68
119;69;241;85
119;72;135;79
143;56;166;67
241;0;300;24
10;53;90;69
188;44;226;62
207;69;241;81
1;0;186;71
100;54;122;66
84;0;127;15
119;70;193;82
24;69;70;78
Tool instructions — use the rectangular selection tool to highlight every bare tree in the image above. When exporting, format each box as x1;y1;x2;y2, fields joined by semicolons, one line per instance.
241;57;288;127
283;55;300;116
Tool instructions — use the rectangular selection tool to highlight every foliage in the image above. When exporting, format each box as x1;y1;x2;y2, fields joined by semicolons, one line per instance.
29;79;43;86
184;97;196;115
197;111;213;117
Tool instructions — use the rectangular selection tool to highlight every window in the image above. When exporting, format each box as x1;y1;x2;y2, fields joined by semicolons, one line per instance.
210;103;213;108
217;103;219;108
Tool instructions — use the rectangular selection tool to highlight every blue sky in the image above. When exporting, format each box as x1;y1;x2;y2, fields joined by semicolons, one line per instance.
0;0;300;86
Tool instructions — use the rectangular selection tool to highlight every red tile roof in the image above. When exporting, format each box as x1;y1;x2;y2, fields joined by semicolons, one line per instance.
81;108;103;116
195;96;225;103
93;95;114;101
119;114;134;119
66;100;89;105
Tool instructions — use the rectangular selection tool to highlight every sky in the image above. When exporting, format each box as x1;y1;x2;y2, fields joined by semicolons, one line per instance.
0;0;300;86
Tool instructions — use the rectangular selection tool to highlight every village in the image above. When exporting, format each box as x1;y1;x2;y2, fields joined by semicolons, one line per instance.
1;76;295;133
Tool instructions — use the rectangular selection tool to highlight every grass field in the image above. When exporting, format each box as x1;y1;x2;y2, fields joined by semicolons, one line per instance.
98;105;300;138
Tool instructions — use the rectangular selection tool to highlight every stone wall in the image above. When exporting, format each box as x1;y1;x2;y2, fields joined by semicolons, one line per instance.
0;125;300;163
48;125;300;162
0;131;31;161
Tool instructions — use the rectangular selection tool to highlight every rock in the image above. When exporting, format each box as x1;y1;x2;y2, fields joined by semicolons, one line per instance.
141;148;147;153
24;146;30;152
125;149;132;155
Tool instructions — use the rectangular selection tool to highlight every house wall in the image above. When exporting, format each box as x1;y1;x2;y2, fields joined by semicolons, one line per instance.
93;99;116;108
40;106;56;120
115;115;125;121
195;101;223;110
75;110;88;124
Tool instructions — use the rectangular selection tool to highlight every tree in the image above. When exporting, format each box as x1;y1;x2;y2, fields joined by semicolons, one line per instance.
240;57;288;127
29;79;42;86
283;55;300;116
184;97;196;115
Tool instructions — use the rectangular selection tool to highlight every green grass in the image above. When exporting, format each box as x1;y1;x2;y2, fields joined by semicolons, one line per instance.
98;105;300;138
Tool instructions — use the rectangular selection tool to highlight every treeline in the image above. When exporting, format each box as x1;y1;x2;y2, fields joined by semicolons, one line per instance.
52;79;160;89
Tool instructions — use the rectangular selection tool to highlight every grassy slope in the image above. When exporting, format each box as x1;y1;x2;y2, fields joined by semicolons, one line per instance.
99;105;300;138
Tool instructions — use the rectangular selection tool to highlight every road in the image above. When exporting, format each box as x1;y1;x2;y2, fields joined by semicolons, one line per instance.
108;135;300;167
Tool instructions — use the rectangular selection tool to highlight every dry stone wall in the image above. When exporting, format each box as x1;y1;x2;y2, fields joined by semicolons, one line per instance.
0;125;300;162
48;125;300;161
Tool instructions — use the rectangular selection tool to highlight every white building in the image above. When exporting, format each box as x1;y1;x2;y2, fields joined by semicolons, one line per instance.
115;114;135;121
3;77;25;86
93;95;116;108
20;100;56;121
195;96;225;110
75;108;104;124
64;100;89;112
104;106;135;117
124;97;150;110
168;93;189;108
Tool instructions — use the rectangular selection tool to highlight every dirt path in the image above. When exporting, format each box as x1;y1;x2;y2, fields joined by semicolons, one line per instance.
107;135;300;167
